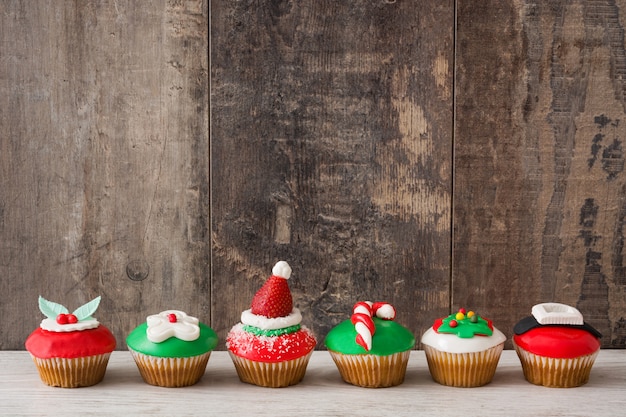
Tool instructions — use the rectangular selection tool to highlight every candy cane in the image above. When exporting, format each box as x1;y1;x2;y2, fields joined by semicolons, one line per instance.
350;301;396;351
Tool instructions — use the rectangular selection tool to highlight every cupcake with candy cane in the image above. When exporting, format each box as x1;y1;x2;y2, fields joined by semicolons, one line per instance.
421;308;506;387
25;296;116;387
324;301;415;388
226;261;317;388
126;310;218;387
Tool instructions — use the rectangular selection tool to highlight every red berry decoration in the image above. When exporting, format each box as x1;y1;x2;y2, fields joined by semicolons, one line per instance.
251;275;293;318
168;313;177;323
449;319;458;328
56;313;68;325
67;314;78;324
458;308;466;314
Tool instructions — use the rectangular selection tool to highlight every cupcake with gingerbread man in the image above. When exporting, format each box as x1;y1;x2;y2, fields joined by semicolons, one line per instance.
226;261;317;388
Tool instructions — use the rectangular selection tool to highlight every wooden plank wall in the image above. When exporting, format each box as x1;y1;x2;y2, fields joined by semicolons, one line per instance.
1;0;624;350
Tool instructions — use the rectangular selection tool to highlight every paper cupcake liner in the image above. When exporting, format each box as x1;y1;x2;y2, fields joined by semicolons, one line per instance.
129;349;211;387
30;353;111;388
328;350;411;388
229;351;313;388
513;343;598;388
423;343;503;387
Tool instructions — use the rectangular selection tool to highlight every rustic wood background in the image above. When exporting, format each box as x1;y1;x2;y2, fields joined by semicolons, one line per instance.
1;0;625;350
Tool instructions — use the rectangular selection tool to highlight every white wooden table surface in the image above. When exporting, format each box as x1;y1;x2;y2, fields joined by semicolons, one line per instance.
1;350;624;416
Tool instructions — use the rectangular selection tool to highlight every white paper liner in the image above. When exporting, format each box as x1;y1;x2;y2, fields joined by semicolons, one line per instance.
423;343;503;387
513;342;599;388
328;350;411;388
229;351;313;388
128;348;211;387
30;353;111;388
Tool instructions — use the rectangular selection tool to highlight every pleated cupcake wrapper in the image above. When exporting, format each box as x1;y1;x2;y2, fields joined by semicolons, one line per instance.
229;351;313;388
328;350;411;388
513;342;598;388
30;353;111;388
129;349;211;387
423;343;504;387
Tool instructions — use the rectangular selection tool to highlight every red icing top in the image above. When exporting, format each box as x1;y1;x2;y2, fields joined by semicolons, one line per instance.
226;324;316;363
513;326;600;358
25;325;117;359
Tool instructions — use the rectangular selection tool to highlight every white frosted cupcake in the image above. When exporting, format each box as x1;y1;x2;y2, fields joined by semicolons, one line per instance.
421;308;506;387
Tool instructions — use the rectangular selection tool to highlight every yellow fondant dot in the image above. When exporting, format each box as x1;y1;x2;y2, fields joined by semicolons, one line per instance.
455;312;465;320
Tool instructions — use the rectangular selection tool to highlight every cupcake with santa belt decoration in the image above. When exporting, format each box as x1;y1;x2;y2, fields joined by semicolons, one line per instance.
226;261;317;388
126;310;218;387
324;301;415;388
513;303;601;388
25;296;116;388
421;308;506;387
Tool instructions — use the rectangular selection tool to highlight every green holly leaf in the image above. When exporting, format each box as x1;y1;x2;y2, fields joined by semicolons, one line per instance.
72;296;101;321
38;296;69;319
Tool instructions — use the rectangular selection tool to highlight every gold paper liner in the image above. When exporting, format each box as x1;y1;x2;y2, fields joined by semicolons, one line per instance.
328;350;411;388
513;342;598;388
423;343;503;387
229;351;313;388
129;349;211;387
30;353;111;388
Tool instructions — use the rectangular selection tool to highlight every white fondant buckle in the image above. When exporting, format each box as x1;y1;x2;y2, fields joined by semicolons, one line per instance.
531;303;583;325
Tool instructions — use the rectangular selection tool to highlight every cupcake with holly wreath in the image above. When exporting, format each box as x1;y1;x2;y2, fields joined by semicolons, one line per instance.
421;308;506;387
25;296;116;388
325;301;415;388
126;310;218;387
226;261;317;388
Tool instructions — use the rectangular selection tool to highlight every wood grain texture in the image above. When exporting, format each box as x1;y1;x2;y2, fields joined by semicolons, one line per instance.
454;0;626;347
210;0;453;347
0;0;209;348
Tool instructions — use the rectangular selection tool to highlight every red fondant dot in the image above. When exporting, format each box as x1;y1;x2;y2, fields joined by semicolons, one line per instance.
458;308;466;314
67;314;78;324
56;314;68;325
449;319;458;328
168;313;177;323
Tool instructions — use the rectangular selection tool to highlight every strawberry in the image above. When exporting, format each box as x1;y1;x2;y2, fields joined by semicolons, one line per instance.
250;275;293;318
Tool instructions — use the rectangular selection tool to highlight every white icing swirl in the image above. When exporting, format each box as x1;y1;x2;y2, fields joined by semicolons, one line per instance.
240;308;301;330
146;310;200;343
421;326;506;353
40;318;99;332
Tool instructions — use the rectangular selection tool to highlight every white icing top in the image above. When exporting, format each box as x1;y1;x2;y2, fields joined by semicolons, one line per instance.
272;261;291;279
146;310;200;343
531;303;583;325
421;326;506;353
241;308;302;330
40;318;99;332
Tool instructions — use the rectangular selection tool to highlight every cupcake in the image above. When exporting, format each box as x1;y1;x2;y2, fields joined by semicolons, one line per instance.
226;261;317;388
126;310;218;387
325;301;415;388
512;302;602;388
421;308;506;387
25;296;116;388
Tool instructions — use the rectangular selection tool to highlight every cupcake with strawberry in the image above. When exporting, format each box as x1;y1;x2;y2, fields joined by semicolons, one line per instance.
25;296;116;387
226;261;317;387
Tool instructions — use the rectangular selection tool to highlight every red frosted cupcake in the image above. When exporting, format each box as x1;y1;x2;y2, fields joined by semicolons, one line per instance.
513;303;601;388
25;296;116;387
226;261;317;387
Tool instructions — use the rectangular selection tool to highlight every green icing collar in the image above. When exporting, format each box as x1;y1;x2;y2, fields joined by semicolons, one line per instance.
324;317;415;355
126;322;218;358
242;324;300;337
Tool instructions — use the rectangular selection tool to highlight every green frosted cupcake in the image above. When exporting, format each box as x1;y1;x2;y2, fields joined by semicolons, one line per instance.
325;301;415;388
127;310;218;387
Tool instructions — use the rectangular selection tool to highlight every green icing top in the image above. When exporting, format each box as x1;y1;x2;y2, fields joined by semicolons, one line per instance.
324;317;415;355
126;322;218;358
433;312;493;338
